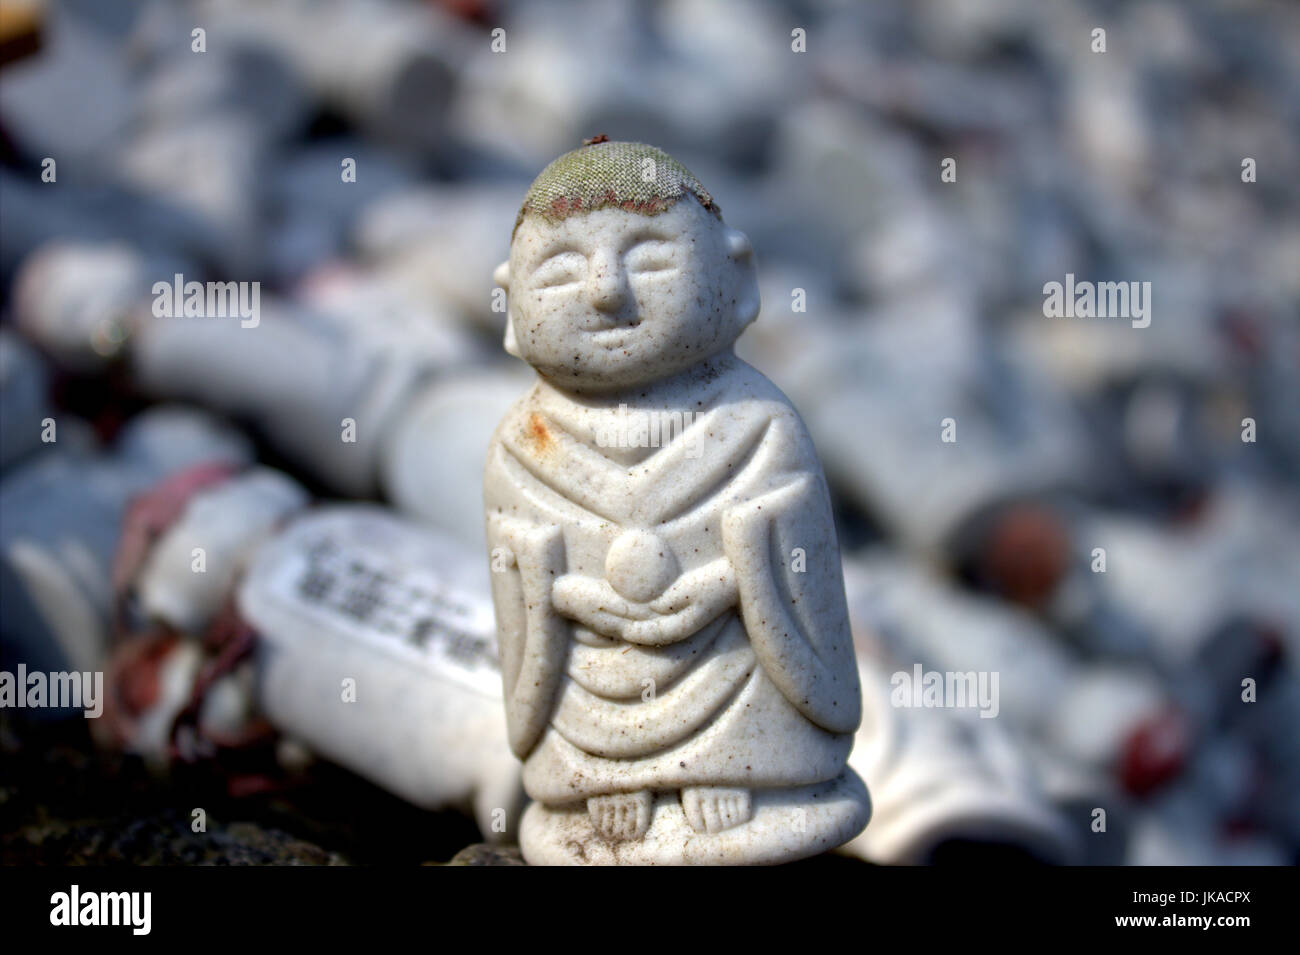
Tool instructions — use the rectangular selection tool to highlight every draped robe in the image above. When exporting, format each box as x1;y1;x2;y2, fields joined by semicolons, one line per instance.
483;359;862;804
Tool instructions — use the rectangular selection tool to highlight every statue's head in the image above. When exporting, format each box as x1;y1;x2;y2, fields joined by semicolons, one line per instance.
495;140;760;392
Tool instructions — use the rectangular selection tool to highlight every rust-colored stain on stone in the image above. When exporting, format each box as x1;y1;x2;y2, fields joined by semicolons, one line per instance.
526;411;552;453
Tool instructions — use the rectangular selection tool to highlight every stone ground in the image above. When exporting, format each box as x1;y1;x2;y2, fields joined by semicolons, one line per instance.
2;715;483;865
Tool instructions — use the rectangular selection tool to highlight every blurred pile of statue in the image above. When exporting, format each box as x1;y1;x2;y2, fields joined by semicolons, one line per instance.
2;0;1297;865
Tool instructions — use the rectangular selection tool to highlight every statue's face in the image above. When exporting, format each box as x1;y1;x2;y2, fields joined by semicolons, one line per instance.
505;200;759;391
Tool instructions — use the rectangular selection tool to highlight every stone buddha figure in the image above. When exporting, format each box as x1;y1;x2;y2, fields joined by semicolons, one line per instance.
484;139;871;864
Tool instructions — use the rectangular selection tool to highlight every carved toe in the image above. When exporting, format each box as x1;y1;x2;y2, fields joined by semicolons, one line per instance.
587;790;653;841
681;786;752;834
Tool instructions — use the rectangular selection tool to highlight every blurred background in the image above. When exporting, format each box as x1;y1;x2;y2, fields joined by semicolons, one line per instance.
1;0;1297;866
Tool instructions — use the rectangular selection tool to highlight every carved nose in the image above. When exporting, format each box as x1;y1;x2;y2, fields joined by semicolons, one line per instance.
586;252;626;313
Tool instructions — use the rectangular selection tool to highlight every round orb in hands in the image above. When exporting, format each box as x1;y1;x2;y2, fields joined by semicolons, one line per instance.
605;530;678;603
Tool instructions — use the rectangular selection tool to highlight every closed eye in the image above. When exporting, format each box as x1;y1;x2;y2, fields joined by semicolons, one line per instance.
533;251;587;289
625;240;677;275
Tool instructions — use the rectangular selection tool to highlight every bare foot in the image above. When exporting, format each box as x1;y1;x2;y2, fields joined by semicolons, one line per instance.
587;790;653;841
681;786;752;834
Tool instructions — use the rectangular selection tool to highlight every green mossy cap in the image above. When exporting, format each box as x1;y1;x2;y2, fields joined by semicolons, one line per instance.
513;138;721;236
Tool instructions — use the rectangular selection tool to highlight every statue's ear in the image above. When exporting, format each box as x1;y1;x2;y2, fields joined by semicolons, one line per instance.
725;229;760;328
503;318;521;358
725;229;753;262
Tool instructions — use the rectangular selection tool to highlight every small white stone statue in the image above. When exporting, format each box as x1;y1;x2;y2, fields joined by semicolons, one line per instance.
485;140;871;864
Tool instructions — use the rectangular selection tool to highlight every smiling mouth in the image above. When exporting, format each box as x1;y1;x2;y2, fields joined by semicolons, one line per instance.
582;319;642;334
586;329;632;346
